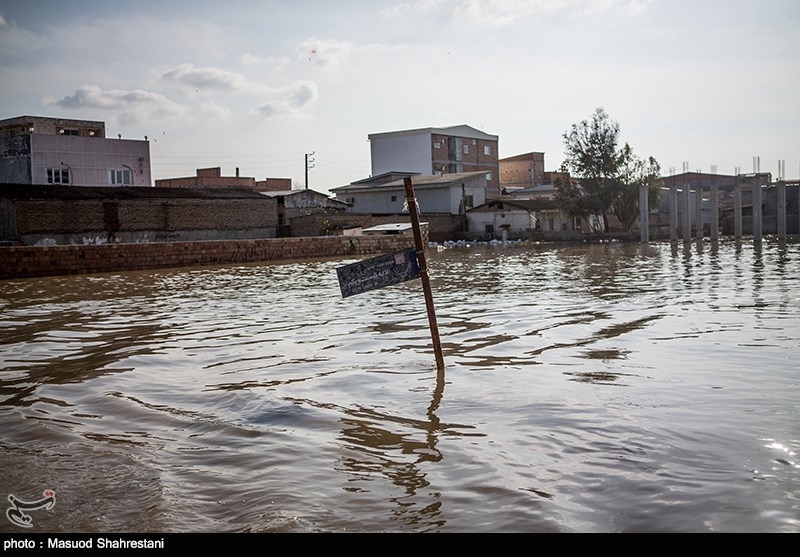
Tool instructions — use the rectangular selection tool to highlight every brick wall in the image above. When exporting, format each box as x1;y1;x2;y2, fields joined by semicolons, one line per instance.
499;154;545;188
0;235;421;280
13;198;278;235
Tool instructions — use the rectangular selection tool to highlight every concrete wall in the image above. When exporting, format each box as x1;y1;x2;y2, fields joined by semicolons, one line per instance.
0;136;32;183
370;132;431;177
0;234;420;280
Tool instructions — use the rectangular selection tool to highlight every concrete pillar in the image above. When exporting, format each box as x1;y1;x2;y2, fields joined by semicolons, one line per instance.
640;182;649;243
752;178;762;243
777;181;786;240
669;185;678;242
710;183;719;241
682;185;691;241
695;184;703;240
734;181;742;239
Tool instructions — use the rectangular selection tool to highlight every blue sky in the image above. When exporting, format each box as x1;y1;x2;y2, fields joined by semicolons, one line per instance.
1;0;798;192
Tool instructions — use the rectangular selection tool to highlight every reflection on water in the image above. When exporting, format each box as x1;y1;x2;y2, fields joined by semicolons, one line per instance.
0;240;798;533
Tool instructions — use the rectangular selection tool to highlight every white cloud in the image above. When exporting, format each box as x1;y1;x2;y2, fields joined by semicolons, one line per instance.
241;52;292;69
297;37;355;68
252;80;318;120
161;63;249;92
435;0;654;26
45;85;186;126
198;101;234;120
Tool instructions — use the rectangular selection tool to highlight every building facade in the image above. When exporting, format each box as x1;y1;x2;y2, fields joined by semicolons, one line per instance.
467;198;581;241
259;188;349;236
0;116;152;187
330;171;487;216
499;152;545;192
368;125;500;194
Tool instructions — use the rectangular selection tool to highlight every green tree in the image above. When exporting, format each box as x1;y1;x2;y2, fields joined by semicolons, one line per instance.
557;107;661;233
614;144;663;232
553;174;591;226
558;107;620;232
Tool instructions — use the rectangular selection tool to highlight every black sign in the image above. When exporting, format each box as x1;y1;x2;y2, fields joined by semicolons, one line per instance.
336;249;421;298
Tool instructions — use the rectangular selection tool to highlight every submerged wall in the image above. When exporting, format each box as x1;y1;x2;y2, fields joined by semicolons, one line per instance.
0;233;425;280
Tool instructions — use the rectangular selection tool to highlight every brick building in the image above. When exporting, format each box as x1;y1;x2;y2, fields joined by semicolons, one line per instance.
155;166;292;192
0;183;278;246
499;152;545;191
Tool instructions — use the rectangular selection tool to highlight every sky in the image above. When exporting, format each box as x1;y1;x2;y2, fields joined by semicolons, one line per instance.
1;0;798;193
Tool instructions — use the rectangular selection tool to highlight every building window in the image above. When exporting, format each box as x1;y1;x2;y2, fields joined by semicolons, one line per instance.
391;195;397;202
109;169;132;185
60;129;79;136
463;144;469;155
464;195;474;208
433;141;441;149
485;172;492;181
47;168;70;184
484;145;491;156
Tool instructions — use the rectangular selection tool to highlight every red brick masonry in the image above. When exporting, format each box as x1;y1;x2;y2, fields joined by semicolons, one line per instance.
0;235;419;280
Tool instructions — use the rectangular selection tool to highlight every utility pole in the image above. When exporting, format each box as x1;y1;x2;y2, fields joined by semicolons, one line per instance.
305;151;315;190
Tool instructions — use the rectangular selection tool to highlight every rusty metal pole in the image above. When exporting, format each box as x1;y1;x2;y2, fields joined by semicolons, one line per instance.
404;177;445;373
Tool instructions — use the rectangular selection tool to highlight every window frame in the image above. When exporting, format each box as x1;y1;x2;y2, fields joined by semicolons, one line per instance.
109;168;132;186
47;168;70;184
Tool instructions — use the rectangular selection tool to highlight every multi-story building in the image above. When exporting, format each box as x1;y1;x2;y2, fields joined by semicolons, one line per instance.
0;115;152;187
368;125;500;194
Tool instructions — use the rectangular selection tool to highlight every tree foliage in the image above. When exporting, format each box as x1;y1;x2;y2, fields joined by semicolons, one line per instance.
614;144;662;231
557;108;662;233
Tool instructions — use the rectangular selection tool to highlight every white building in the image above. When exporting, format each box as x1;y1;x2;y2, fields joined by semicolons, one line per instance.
330;171;488;215
467;198;582;241
368;125;500;194
0;115;152;187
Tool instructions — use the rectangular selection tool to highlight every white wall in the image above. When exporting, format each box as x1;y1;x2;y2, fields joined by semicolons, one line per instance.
450;176;487;214
31;135;152;187
467;210;535;237
370;132;432;176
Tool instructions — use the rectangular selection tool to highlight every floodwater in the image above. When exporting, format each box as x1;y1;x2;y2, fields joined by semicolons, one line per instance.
0;239;797;533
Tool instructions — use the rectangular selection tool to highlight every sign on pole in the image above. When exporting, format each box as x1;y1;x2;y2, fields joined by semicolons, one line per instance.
333;178;445;373
336;248;421;298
